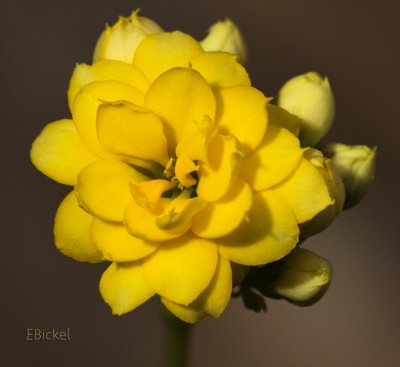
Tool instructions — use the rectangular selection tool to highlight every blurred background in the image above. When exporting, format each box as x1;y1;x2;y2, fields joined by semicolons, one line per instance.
1;0;399;366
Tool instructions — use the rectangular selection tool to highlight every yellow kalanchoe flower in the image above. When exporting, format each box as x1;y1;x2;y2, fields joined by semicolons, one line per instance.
31;12;341;323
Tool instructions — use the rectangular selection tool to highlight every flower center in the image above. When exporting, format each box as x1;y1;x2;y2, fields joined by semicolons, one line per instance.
164;157;199;192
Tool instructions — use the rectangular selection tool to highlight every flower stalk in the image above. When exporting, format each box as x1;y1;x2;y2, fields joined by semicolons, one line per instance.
161;306;192;367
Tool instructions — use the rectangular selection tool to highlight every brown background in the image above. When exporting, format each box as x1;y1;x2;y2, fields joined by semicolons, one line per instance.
1;0;399;366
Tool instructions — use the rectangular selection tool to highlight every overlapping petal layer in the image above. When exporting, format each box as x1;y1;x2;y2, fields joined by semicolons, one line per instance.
217;190;299;265
76;160;148;222
31;24;340;323
31;119;99;185
144;67;216;154
100;261;154;315
133;31;204;82
54;191;102;262
143;233;218;305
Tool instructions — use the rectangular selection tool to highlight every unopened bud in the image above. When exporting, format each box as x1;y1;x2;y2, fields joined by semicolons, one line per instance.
200;18;247;64
273;248;332;305
277;72;335;147
300;149;345;239
93;9;163;64
322;143;377;209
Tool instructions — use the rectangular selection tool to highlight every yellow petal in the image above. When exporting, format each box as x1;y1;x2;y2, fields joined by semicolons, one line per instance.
190;51;250;89
67;60;149;111
157;190;206;230
125;196;191;242
267;104;300;136
175;115;213;162
96;102;169;165
240;124;303;191
217;190;299;265
194;255;232;317
143;233;218;305
72;80;144;156
99;262;155;315
90;218;159;262
273;157;334;224
144;67;216;154
161;255;232;323
192;178;253;238
31;119;99;186
197;134;243;202
175;155;198;188
133;31;204;82
161;298;208;324
54;191;102;263
75;160;148;221
130;179;176;209
215;86;268;156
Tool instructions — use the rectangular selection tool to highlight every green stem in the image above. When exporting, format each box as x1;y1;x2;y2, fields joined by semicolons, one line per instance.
161;306;192;367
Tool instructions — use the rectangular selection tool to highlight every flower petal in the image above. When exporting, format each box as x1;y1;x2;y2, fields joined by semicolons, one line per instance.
273;157;334;224
194;255;232;317
144;67;216;154
217;190;299;265
31;119;99;185
240;124;303;191
267;104;300;136
143;233;218;305
96;102;169;165
90;218;159;262
175;155;199;187
75;160;148;221
215;86;268;156
72;80;144;156
160;255;232;323
68;60;149;111
133;31;204;82
191;51;250;89
126;188;204;242
54;191;102;263
161;298;208;324
175;115;213;162
197;134;243;202
99;262;155;315
156;191;206;230
192;178;253;238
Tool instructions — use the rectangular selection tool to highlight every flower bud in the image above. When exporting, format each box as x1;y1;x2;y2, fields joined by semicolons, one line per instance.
200;18;247;64
322;143;377;209
299;149;345;239
273;248;332;305
93;9;163;64
277;72;335;147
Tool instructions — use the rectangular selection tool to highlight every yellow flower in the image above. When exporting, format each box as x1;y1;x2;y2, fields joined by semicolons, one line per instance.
31;22;340;323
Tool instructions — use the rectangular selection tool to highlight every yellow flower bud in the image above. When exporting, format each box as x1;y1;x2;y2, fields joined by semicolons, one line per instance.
322;143;377;209
273;248;332;305
93;9;163;64
200;18;247;64
277;72;335;147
